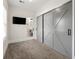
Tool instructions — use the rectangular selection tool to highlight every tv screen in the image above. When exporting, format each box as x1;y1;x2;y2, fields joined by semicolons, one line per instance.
13;16;26;24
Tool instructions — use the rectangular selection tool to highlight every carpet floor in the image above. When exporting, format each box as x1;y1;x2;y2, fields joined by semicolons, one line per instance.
4;39;70;59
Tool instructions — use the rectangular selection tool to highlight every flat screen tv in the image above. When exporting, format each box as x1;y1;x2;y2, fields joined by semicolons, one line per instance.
13;16;26;25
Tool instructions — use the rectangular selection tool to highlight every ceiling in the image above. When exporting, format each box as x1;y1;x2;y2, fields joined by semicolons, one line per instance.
7;0;50;12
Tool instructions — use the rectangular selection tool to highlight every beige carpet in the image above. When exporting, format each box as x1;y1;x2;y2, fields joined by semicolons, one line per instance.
4;39;70;59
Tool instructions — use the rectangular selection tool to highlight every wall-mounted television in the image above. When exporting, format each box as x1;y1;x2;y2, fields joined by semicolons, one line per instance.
13;16;26;25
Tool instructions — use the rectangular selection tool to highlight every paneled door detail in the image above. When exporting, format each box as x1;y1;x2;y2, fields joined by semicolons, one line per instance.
37;1;72;58
44;11;54;49
37;16;42;43
53;2;72;58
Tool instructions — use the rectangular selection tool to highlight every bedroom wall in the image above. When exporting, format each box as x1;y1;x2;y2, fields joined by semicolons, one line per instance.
3;0;8;10
8;7;35;43
3;0;8;56
3;37;8;55
32;18;37;39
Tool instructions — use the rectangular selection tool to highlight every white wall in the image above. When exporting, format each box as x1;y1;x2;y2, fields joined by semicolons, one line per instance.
8;7;35;43
36;0;71;16
3;0;8;56
3;37;8;56
0;0;5;57
32;18;37;39
3;0;8;10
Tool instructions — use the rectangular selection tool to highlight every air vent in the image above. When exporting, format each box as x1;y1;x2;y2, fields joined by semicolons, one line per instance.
19;0;24;3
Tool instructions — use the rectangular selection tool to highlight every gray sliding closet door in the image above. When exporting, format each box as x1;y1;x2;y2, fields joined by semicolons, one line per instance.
44;11;54;49
37;16;42;43
37;1;72;58
53;2;72;58
43;1;72;58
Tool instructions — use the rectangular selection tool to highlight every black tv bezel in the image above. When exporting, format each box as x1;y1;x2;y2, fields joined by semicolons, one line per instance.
13;16;26;25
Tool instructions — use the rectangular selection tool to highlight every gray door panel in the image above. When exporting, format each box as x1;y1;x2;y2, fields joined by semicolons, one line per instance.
44;11;54;49
36;1;72;58
54;2;72;58
37;16;42;43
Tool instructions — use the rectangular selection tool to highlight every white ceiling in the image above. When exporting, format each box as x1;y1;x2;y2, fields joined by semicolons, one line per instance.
7;0;50;12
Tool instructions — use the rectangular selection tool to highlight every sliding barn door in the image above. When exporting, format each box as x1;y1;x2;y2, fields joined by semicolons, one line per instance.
53;2;72;58
36;1;72;58
43;2;72;58
44;11;54;49
37;16;42;43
